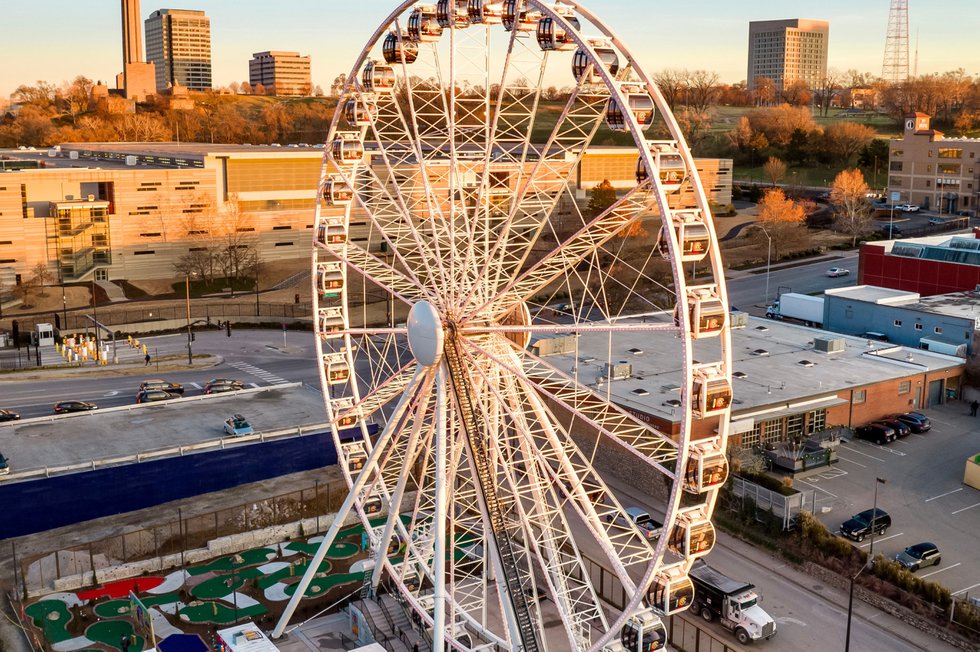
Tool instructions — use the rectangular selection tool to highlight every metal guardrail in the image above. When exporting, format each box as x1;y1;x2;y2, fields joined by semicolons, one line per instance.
0;383;333;483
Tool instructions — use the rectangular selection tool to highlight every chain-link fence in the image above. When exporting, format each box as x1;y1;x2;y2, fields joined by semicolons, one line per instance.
20;480;348;596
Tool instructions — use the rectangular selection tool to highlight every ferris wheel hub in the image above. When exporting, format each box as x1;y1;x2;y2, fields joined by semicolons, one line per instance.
407;300;445;367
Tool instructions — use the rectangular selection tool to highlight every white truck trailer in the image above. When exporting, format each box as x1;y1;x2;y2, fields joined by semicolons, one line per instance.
765;292;824;327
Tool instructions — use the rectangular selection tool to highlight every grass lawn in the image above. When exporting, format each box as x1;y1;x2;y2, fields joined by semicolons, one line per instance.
733;162;887;190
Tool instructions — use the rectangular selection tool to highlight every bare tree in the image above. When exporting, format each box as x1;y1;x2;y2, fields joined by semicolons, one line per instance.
29;263;54;298
763;156;787;186
823;122;875;164
62;76;94;125
685;70;720;113
653;69;685;111
813;70;845;117
830;169;875;246
752;77;776;106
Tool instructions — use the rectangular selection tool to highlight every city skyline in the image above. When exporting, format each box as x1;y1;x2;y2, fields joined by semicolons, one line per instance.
4;0;980;98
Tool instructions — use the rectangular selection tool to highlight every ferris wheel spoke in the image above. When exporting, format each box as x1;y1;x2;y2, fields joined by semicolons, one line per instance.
469;182;653;321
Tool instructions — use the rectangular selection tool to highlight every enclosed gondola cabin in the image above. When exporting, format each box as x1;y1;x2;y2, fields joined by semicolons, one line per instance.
692;369;732;419
649;569;695;615
363;496;383;515
606;93;655;131
636;146;686;193
317;264;345;297
502;0;540;32
536;14;581;51
322;177;354;206
684;446;729;494
326;360;351;385
331;136;365;164
316;220;348;246
318;308;345;338
343;98;376;127
619;610;666;651
437;0;470;28
362;61;396;92
408;6;443;42
572;46;619;83
659;215;711;263
669;517;716;558
382;32;419;64
341;440;366;472
687;289;726;338
467;0;503;24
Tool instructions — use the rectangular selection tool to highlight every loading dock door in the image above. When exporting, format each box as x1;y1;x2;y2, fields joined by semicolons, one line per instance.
928;379;944;407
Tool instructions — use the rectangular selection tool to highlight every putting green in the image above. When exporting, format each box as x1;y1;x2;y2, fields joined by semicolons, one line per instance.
255;559;332;590
93;599;131;619
24;600;72;644
179;601;267;625
190;567;263;600
85;621;144;651
283;540;359;558
283;571;362;598
140;592;181;608
187;548;277;576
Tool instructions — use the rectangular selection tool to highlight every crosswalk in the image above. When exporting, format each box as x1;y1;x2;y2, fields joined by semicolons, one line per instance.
227;361;289;385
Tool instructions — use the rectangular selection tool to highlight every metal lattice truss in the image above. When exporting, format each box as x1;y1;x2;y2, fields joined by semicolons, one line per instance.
274;2;735;651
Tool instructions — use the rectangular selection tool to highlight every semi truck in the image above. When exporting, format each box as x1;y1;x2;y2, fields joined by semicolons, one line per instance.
689;560;777;644
765;292;824;327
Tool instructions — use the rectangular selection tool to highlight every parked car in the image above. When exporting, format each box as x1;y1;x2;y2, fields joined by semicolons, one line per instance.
854;423;897;445
0;409;20;422
896;204;920;213
608;506;663;540
928;217;946;225
826;267;850;277
138;379;184;395
0;452;9;476
895;412;931;433
205;379;245;394
874;419;911;438
53;400;97;414
879;224;903;237
840;507;891;542
223;414;254;437
136;390;177;404
895;542;941;571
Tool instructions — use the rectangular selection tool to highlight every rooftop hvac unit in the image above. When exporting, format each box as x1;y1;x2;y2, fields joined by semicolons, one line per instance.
125;155;137;166
729;310;748;329
813;337;845;353
69;151;79;160
604;361;632;381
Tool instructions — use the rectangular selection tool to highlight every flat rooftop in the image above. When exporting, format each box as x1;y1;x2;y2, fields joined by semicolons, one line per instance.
543;315;963;423
825;285;920;305
0;384;328;479
828;286;980;325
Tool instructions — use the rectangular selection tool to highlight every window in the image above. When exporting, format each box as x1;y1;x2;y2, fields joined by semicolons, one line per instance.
807;409;827;433
743;425;760;448
274;241;294;246
854;389;867;404
140;232;162;237
133;250;155;255
273;225;292;230
894;320;902;327
892;149;903;157
889;161;903;171
938;164;960;175
938;148;963;159
934;326;943;334
914;323;923;331
762;419;783;444
786;413;804;437
899;381;911;395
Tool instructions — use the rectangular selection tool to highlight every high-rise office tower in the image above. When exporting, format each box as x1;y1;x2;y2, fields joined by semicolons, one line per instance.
117;0;157;100
249;51;312;96
145;8;213;91
747;19;829;93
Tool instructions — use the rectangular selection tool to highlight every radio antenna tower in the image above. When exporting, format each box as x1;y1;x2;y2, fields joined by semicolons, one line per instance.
882;0;910;82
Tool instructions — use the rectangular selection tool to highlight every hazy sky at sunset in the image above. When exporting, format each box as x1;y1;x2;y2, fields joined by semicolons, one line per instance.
4;0;979;97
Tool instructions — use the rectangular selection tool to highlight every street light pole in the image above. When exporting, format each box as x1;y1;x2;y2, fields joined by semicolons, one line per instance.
845;477;886;652
185;274;193;365
759;224;772;306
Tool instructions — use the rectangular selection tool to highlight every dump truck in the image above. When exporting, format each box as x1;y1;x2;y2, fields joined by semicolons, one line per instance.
765;292;824;327
689;560;777;644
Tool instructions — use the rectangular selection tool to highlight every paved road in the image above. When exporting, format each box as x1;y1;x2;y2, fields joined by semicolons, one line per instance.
726;253;859;315
0;330;323;418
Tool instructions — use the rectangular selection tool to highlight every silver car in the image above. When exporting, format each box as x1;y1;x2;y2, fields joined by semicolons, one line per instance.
895;542;941;572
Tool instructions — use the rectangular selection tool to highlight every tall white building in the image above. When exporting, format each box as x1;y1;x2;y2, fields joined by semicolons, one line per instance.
747;19;829;92
145;8;212;91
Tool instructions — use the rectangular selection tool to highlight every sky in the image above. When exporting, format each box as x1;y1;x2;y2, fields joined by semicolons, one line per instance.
3;0;979;99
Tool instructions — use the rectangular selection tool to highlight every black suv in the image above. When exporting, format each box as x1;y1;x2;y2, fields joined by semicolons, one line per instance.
840;507;891;542
855;423;896;445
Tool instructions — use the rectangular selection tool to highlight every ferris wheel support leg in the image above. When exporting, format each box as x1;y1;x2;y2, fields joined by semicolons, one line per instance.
432;366;448;652
369;371;437;590
271;367;426;639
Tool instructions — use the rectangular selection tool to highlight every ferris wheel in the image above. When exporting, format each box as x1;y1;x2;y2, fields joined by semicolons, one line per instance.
273;1;733;650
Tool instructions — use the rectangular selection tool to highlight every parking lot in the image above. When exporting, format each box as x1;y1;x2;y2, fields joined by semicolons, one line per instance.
804;401;980;600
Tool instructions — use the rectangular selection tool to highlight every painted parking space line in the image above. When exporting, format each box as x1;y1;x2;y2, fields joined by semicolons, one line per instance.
953;582;980;596
835;454;867;468
796;479;838;498
841;446;886;462
857;532;903;548
951;502;980;515
919;562;961;579
925;488;963;502
190;382;202;389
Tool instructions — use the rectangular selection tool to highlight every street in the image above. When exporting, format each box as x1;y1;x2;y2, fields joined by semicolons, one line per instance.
726;253;859;314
